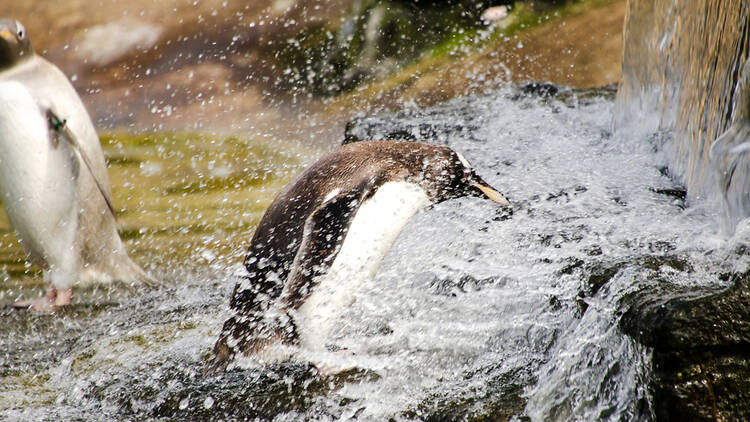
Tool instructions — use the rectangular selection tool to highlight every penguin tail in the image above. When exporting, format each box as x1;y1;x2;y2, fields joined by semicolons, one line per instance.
128;260;161;287
93;252;162;288
205;311;299;375
205;335;233;375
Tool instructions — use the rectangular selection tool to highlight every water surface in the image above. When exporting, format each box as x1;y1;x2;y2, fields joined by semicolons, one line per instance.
0;86;739;420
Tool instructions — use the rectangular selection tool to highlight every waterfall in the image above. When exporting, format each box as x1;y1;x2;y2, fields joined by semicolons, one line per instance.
613;0;750;231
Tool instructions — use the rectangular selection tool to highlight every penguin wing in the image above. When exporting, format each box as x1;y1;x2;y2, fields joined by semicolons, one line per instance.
279;186;371;309
45;108;116;218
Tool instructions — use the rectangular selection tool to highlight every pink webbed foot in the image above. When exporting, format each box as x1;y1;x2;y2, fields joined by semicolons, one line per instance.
11;285;72;311
312;349;358;377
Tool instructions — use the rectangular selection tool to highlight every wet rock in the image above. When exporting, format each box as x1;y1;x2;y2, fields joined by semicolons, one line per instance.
343;98;487;144
79;358;378;420
562;254;691;318
403;366;531;422
429;274;502;297
620;270;750;420
506;83;617;108
343;83;587;144
620;272;750;352
151;363;359;420
342;83;622;145
516;82;559;99
548;295;562;311
649;187;687;202
521;82;558;97
278;0;501;95
556;83;618;104
649;187;688;209
559;258;625;317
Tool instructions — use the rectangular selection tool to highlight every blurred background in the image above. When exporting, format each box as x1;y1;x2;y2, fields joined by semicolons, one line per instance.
4;0;623;138
0;0;625;275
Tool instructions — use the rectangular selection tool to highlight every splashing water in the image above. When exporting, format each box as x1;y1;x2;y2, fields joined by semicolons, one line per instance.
0;85;738;420
614;0;750;232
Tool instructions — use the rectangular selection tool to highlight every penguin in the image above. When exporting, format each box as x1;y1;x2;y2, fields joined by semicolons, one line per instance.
0;19;153;310
210;140;509;370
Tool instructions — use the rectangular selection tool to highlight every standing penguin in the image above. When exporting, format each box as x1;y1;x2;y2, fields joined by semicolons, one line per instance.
210;140;509;370
0;19;152;310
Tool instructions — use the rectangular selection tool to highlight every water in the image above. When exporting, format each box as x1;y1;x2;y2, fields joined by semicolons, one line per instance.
614;0;750;229
0;85;739;420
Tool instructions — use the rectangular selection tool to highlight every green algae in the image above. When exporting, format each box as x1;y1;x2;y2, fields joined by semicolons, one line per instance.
0;131;312;314
428;0;619;67
276;0;503;95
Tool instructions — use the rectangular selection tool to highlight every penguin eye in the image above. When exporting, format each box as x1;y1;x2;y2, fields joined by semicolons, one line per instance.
15;22;25;39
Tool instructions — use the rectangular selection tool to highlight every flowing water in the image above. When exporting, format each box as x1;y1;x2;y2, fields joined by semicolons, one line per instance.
614;0;750;230
0;84;743;420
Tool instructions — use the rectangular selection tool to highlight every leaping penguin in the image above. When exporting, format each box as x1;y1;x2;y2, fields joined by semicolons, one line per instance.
210;140;509;370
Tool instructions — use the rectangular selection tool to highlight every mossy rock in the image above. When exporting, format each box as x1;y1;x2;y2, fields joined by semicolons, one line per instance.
276;0;504;96
620;270;750;420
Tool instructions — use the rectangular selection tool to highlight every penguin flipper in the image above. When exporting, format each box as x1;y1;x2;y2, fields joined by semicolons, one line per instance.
209;187;371;371
280;186;370;310
45;108;117;218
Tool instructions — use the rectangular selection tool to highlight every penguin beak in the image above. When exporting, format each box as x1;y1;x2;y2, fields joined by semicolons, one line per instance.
470;181;510;206
465;171;510;206
0;29;12;41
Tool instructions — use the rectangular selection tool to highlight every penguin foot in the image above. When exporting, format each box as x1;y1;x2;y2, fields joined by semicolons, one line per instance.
313;362;358;377
311;349;359;377
312;361;380;384
11;286;72;311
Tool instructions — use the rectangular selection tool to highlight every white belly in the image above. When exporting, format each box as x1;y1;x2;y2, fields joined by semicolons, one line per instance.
295;181;430;350
0;81;79;276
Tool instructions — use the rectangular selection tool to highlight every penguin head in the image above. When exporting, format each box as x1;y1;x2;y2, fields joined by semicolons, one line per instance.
410;144;510;207
0;19;34;71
